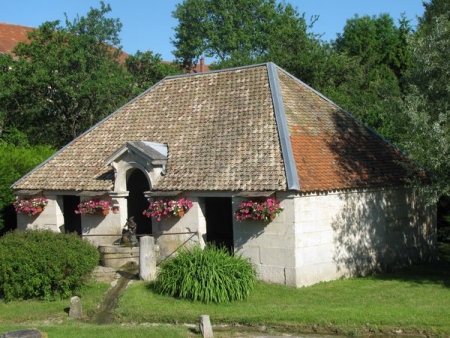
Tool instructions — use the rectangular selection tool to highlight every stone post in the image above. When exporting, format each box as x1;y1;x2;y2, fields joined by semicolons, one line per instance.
199;315;213;338
69;296;82;319
139;236;156;281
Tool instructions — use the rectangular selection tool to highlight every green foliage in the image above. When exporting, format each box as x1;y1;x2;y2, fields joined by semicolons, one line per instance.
419;0;450;29
1;4;134;148
172;0;318;76
1;2;181;149
64;1;123;48
334;13;411;79
0;143;55;231
126;50;182;93
330;13;412;142
399;12;450;201
117;246;450;336
153;245;256;303
0;230;99;301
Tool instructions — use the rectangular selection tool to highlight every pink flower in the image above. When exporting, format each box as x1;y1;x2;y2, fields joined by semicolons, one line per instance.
13;196;48;216
75;198;111;215
143;198;193;220
234;198;283;223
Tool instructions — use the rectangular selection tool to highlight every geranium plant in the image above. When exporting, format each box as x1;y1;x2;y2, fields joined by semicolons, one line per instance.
143;198;193;221
235;198;283;222
13;196;48;216
75;198;111;215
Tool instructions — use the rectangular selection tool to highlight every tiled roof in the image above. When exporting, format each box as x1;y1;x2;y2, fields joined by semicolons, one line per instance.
0;23;33;55
276;68;411;192
0;22;129;63
13;63;412;193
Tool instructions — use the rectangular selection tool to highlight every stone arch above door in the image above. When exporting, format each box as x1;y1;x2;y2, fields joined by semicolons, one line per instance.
106;141;168;193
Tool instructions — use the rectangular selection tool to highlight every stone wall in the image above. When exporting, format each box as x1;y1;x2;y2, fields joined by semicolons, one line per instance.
16;187;436;287
16;194;123;247
16;195;64;233
234;188;436;287
233;192;297;285
152;197;206;260
80;209;122;247
294;188;437;286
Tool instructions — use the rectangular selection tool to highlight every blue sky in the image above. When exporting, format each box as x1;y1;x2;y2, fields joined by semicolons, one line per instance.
3;0;425;61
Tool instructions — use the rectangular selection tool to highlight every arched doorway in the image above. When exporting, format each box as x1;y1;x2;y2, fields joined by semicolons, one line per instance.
127;169;152;235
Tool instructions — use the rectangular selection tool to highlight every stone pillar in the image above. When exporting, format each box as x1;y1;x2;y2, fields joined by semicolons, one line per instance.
199;315;213;338
109;191;129;228
69;296;82;319
139;236;156;281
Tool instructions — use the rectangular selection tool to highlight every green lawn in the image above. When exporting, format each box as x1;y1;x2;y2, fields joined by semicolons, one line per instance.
1;244;450;337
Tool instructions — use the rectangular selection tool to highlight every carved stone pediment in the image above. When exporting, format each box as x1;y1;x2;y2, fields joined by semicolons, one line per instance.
106;141;168;192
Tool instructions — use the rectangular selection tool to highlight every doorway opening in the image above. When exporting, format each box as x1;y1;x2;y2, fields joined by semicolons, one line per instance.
204;197;233;251
63;195;81;235
127;169;152;235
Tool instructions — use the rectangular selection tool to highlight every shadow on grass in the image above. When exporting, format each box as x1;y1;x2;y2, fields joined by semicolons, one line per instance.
370;243;450;287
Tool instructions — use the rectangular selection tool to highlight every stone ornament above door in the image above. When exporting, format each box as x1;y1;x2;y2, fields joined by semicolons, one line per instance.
105;141;168;192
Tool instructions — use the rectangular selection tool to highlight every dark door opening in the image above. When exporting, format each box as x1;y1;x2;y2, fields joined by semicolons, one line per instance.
127;169;152;235
63;195;81;235
204;197;233;251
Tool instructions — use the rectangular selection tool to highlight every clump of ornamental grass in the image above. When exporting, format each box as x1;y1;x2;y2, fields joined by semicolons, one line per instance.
153;245;256;303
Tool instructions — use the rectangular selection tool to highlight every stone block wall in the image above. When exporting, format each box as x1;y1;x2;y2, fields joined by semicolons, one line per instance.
16;195;64;233
152;197;206;260
233;193;297;285
294;188;437;287
233;188;436;288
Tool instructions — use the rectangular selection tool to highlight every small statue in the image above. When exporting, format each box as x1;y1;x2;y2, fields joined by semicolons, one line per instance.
121;216;138;247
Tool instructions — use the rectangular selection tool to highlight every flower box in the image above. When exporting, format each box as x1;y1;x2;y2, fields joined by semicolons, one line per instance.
75;198;111;215
143;198;193;221
234;198;283;222
13;196;48;216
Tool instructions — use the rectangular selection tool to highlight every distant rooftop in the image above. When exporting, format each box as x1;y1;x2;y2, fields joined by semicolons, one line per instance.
0;22;210;72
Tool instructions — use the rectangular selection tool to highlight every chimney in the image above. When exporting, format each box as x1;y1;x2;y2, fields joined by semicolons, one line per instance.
199;57;204;72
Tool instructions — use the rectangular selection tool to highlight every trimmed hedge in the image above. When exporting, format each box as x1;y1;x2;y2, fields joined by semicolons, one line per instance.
153;245;256;303
0;230;99;301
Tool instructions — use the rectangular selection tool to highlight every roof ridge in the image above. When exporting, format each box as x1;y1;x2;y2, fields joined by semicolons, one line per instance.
163;62;271;81
267;63;300;191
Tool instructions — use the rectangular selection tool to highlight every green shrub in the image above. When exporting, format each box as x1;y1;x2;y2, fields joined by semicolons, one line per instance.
153;245;256;303
0;143;55;232
0;230;99;301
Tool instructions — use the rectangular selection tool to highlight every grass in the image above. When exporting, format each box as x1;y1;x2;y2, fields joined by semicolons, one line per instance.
1;244;450;337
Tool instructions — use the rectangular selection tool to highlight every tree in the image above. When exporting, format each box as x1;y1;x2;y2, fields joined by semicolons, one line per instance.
334;14;411;79
1;2;135;148
171;0;318;79
329;14;413;141
399;3;450;201
0;143;55;233
419;0;450;28
126;50;182;93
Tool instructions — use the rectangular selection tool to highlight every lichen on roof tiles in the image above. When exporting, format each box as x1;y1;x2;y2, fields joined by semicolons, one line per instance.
14;64;287;192
13;63;413;194
276;67;411;192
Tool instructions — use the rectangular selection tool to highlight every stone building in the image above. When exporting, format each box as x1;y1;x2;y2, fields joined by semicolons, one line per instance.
12;63;436;286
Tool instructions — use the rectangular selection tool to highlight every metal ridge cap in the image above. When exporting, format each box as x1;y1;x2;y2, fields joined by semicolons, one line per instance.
266;62;300;191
